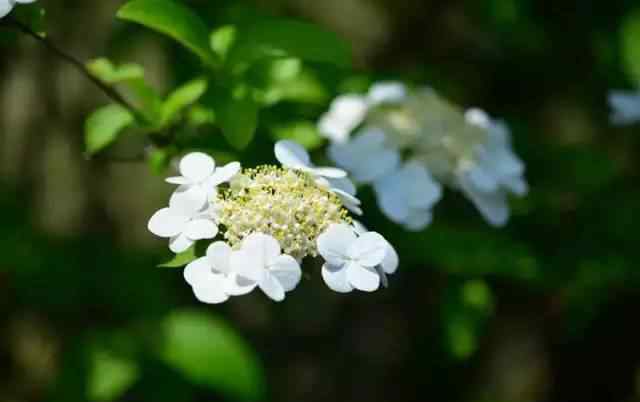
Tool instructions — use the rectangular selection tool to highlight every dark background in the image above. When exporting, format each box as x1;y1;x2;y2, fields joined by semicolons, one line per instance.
2;1;640;401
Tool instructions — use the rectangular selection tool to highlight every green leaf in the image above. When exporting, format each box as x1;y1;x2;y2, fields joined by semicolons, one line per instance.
158;247;197;268
13;4;46;36
158;310;265;400
622;10;640;84
161;78;208;125
87;58;144;84
210;25;237;61
228;17;352;70
117;0;219;67
87;333;140;402
85;105;134;155
270;121;323;150
217;96;259;150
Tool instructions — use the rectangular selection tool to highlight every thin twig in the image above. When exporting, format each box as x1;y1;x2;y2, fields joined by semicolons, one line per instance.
7;16;146;122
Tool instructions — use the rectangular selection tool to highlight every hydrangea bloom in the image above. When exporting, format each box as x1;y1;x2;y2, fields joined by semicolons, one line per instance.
321;83;528;227
0;0;36;19
148;142;397;304
608;90;640;125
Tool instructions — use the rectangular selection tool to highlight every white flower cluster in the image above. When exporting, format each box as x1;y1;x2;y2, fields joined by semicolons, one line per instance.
608;90;640;125
319;82;528;228
0;0;36;19
148;142;398;304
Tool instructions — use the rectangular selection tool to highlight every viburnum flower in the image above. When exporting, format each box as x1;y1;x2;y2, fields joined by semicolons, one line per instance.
230;233;301;302
373;161;442;231
608;90;640;125
321;83;528;227
183;242;254;304
147;189;218;253
166;152;240;209
147;142;398;304
318;81;407;143
0;0;36;19
275;140;362;215
317;223;396;292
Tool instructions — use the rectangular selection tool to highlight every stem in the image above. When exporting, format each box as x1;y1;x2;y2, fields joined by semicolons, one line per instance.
7;16;145;122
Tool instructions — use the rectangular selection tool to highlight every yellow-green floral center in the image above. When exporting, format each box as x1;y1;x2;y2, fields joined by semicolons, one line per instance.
216;166;350;260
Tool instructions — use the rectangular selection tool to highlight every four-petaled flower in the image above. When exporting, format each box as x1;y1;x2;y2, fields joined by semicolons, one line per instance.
317;223;393;293
166;152;240;210
148;185;218;253
1;0;36;19
230;233;302;302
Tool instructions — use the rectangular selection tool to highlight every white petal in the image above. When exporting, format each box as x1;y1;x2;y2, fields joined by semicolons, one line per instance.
169;233;194;253
381;241;399;274
183;257;211;287
312;166;347;179
0;1;13;18
367;82;407;105
169;185;207;216
259;272;286;302
209;161;241;186
229;249;264;282
274;140;311;168
191;273;230;304
16;0;38;3
374;176;410;223
464;108;491;129
318;95;368;143
346;262;380;292
206;241;232;274
404;209;433;231
609;91;640;125
352;220;368;235
165;176;190;185
225;273;257;296
459;173;509;226
327;177;356;196
347;232;387;267
403;161;442;209
179;152;215;182
353;148;400;183
466;164;499;193
269;255;301;292
242;233;282;264
316;224;356;266
148;208;188;238
184;218;218;240
321;264;353;293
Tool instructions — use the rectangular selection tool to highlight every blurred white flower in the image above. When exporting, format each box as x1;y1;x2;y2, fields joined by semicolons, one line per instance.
230;233;302;302
373;160;442;231
147;189;218;253
0;0;36;19
457;108;528;226
608;90;640;125
318;81;407;143
166;152;240;210
352;221;399;288
317;223;391;293
275;140;362;215
329;128;401;183
183;242;254;304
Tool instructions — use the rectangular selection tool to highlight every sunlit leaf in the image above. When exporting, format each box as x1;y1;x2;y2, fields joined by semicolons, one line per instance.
228;17;352;70
117;0;219;67
158;310;266;400
270;121;324;150
85;104;134;155
87;58;144;84
210;25;237;61
621;10;640;84
161;78;208;125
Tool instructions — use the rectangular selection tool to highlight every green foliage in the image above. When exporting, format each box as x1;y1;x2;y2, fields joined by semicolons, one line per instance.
87;58;145;84
117;0;219;67
270;121;324;150
161;78;208;125
84;104;134;155
158;310;266;401
87;334;140;402
621;9;640;84
226;17;352;71
216;95;260;150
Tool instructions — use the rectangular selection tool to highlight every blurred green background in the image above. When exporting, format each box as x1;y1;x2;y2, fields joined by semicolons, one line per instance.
2;0;640;401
